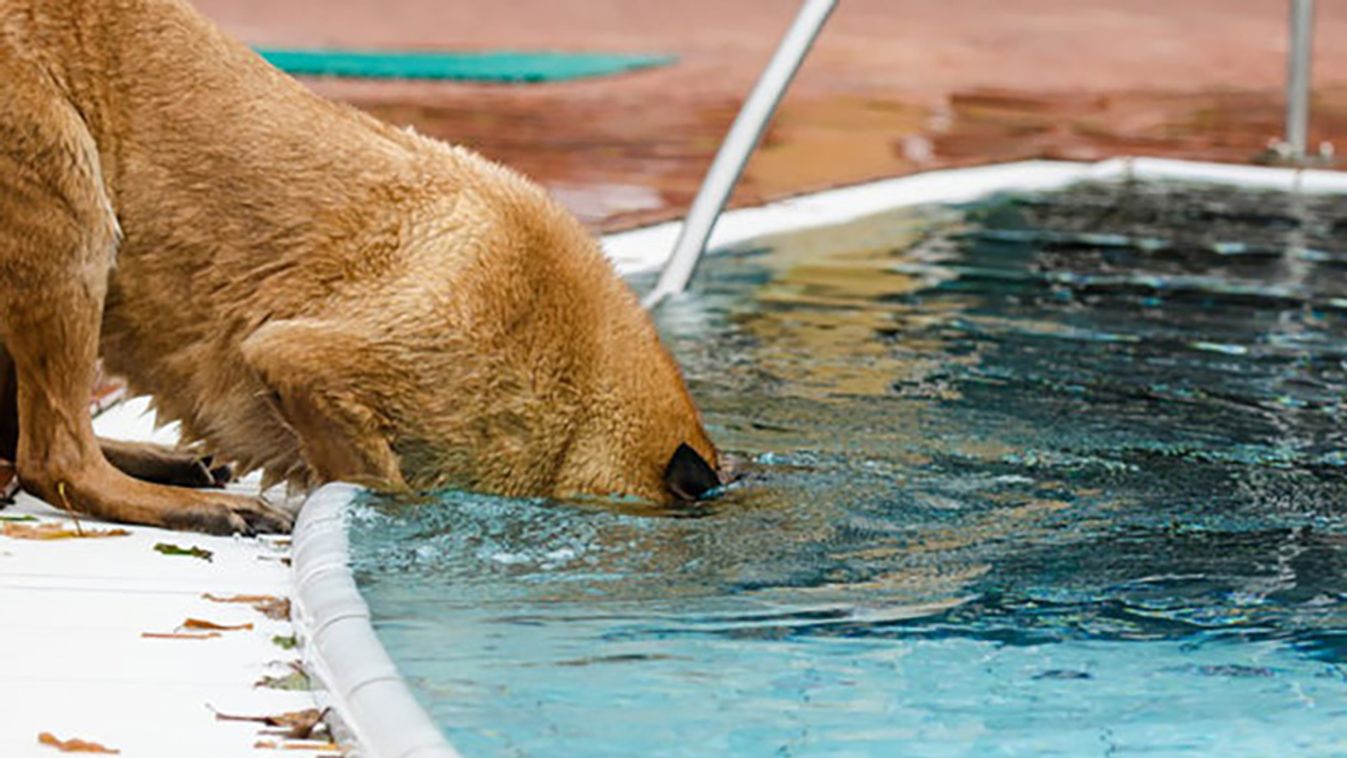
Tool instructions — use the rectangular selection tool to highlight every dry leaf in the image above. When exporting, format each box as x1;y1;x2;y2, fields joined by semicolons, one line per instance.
203;593;278;604
214;707;327;739
154;542;213;561
203;593;291;620
254;661;309;691
254;597;291;620
37;732;120;754
3;522;130;540
181;618;254;632
141;631;222;640
251;740;340;751
254;670;310;691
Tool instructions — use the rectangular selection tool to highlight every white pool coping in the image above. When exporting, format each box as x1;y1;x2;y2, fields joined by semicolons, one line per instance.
291;483;459;758
602;157;1347;275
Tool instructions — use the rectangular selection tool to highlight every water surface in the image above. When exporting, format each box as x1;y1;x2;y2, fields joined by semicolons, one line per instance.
351;181;1347;756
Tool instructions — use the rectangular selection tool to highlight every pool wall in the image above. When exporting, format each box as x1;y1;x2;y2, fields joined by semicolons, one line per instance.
291;157;1347;758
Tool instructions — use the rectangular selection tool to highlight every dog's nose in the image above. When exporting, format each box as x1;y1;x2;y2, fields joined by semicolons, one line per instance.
663;443;719;501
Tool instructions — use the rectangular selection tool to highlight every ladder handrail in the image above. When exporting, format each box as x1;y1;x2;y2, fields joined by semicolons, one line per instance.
643;0;837;309
1285;0;1315;159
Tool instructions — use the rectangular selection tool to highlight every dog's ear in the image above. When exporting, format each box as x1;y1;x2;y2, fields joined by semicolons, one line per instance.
240;319;406;490
663;443;719;501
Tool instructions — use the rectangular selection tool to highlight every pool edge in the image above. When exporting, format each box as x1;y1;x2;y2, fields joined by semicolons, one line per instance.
603;157;1347;275
292;482;461;758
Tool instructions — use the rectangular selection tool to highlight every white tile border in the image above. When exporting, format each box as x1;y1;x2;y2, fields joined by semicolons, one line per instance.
603;157;1347;276
293;156;1347;758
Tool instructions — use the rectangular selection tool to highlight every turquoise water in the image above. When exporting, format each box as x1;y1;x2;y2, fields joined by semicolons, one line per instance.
349;181;1347;756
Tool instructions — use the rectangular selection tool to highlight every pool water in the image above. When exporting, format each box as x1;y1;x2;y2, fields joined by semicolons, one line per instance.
349;180;1347;756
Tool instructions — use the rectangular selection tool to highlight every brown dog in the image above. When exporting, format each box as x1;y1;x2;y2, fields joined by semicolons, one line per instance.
0;0;720;534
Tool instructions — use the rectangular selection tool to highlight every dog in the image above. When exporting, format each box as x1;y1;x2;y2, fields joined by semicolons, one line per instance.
0;0;721;535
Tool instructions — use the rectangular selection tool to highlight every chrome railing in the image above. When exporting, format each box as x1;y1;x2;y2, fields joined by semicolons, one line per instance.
1285;0;1316;160
643;0;837;308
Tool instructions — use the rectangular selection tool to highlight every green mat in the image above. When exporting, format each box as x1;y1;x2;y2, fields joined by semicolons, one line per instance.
255;48;676;83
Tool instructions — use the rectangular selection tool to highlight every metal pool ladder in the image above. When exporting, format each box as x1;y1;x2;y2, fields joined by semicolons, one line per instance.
643;0;837;309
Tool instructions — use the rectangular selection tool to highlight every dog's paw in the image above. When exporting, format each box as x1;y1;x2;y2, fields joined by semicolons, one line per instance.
164;496;294;536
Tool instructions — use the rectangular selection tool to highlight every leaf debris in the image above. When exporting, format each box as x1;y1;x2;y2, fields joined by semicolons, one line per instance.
36;732;120;753
203;593;291;620
181;617;254;632
272;634;298;650
141;631;222;640
154;542;213;561
252;741;341;751
3;522;130;540
211;706;329;739
255;662;310;691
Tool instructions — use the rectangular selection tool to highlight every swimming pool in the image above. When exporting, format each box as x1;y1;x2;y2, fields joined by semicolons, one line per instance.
348;179;1347;755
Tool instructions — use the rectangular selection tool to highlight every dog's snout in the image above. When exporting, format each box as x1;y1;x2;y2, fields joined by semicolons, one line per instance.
663;443;719;501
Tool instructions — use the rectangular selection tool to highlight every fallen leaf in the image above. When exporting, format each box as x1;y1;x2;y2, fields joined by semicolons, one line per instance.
214;707;327;739
255;663;310;691
0;514;37;522
255;671;310;691
37;732;120;754
251;740;340;751
154;542;213;561
203;593;277;603
141;631;222;640
181;618;254;632
272;634;297;650
257;597;291;619
3;522;130;540
203;593;290;620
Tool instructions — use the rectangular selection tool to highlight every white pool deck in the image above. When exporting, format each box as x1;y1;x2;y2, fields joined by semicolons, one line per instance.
3;158;1347;758
0;397;321;758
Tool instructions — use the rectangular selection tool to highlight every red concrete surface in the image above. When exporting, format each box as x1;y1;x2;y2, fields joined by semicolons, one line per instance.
188;1;1347;229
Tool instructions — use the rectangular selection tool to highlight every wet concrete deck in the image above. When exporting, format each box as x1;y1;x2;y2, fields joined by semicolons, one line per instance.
196;0;1347;229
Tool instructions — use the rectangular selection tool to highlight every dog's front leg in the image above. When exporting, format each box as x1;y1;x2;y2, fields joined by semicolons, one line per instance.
0;92;289;534
1;240;287;532
0;347;225;490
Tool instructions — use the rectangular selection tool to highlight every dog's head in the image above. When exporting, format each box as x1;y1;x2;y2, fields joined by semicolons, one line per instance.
240;173;720;504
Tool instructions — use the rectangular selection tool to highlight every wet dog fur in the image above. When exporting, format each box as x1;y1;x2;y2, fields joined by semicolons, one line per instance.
0;0;719;534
